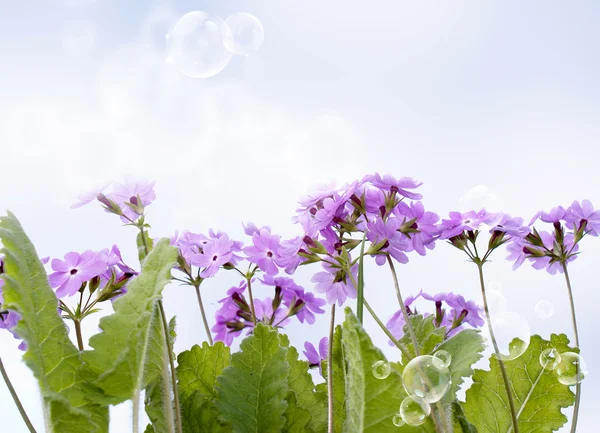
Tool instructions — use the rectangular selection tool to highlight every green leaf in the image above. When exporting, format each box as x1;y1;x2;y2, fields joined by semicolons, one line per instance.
452;401;477;433
399;314;446;363
342;307;409;433
0;211;108;433
137;229;155;262
215;323;289;433
463;334;577;433
176;341;231;433
279;334;327;432
82;238;178;404
435;329;485;403
283;391;313;433
316;325;345;433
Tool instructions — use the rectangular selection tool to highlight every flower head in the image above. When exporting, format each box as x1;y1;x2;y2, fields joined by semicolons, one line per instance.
311;263;357;306
243;228;283;275
565;199;600;236
48;251;108;298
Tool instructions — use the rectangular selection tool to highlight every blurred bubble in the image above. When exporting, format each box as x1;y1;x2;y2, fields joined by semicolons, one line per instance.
489;311;530;361
433;350;452;368
400;396;430;426
488;281;503;293
556;352;587;385
392;413;405;427
372;360;391;379
535;300;555;320
485;290;507;315
62;21;96;56
459;185;504;213
539;348;561;371
223;12;265;55
402;355;451;403
166;11;233;78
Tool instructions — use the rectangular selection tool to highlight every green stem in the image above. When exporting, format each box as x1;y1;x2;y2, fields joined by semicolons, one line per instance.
386;256;419;353
362;298;412;359
477;264;520;433
327;303;335;433
73;319;84;351
0;355;37;432
246;277;258;326
561;263;581;433
357;232;367;323
194;283;213;345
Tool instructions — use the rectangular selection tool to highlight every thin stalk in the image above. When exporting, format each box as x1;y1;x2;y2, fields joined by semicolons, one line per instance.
73;319;84;351
0;355;37;432
363;298;412;359
159;326;175;433
158;300;183;433
562;263;581;433
246;277;258;326
194;283;213;345
327;303;336;433
356;232;367;323
477;264;520;433
386;256;419;353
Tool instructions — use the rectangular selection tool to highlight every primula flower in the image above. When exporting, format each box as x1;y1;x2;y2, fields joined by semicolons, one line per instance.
109;177;156;222
71;182;111;209
252;297;290;328
260;275;327;324
312;263;357;306
529;205;567;225
304;337;328;373
189;234;235;278
243;228;283;275
394;201;440;255
366;217;410;265
490;214;530;238
48;251;108;298
565;199;600;236
439;209;496;239
365;173;423;200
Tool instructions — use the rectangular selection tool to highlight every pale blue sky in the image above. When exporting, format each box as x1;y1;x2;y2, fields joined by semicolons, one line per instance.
1;1;599;432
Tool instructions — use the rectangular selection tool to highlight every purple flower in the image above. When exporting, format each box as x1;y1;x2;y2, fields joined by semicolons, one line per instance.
529;206;567;225
365;173;423;200
260;275;327;324
505;237;529;270
439;210;496;239
394;201;440;255
277;236;306;274
565;199;600;236
243;221;271;237
243;229;283;275
490;214;530;238
366;217;410;265
253;297;290;327
48;251;108;298
312;263;357;306
304;337;328;368
294;291;327;324
189;235;235;278
213;283;247;345
71;182;111;209
109;177;156;222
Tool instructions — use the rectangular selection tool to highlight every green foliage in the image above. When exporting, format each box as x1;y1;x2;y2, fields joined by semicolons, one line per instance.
180;392;230;433
82;238;178;404
0;211;109;432
398;314;446;363
137;229;155;262
463;334;577;433
283;392;313;433
215;323;289;433
316;325;346;433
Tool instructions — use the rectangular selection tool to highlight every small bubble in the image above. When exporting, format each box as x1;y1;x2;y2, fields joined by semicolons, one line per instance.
402;355;451;403
222;12;265;56
539;348;561;371
556;352;587;385
400;396;431;426
433;350;452;368
372;360;391;379
392;413;405;427
535;300;554;320
489;311;530;361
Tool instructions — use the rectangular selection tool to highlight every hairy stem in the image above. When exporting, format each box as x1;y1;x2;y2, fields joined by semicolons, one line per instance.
357;232;367;323
0;355;37;432
246;276;258;326
477;264;520;433
73;319;84;351
362;298;412;359
562;263;581;433
194;283;213;345
327;303;336;433
386;256;419;354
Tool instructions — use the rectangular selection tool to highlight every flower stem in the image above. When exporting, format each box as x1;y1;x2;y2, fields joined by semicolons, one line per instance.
0;355;37;433
476;263;520;433
194;283;213;345
356;232;367;323
362;298;412;359
561;262;581;433
158;300;183;433
73;319;84;351
246;277;258;326
327;303;336;433
386;256;419;353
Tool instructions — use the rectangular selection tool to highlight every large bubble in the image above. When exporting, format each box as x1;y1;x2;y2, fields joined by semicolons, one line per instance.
400;396;430;426
488;311;530;361
402;355;451;404
223;12;265;56
555;352;587;386
166;11;233;78
535;300;555;320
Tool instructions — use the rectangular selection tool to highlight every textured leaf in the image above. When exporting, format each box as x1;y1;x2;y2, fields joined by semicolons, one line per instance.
180;391;230;433
342;307;410;433
137;229;155;262
399;314;446;363
279;334;327;432
452;401;477;433
215;323;289;433
82;238;178;403
283;391;313;433
316;325;346;433
0;212;108;433
435;329;485;403
463;334;576;433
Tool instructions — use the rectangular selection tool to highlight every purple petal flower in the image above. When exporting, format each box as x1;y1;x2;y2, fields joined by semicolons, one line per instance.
565;199;600;236
394;201;440;255
109;177;156;222
311;263;357;306
71;182;111;209
243;229;283;275
48;251;108;298
439;209;496;239
490;214;530;238
505;237;528;270
303;336;328;366
366;217;410;265
243;221;271;236
189;235;235;278
365;173;423;200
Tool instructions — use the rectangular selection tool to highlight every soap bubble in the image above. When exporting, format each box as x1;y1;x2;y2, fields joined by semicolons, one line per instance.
166;11;233;78
489;311;530;361
486;290;507;314
402;355;451;403
459;185;504;213
392;413;405;427
535;300;555;320
223;12;264;55
433;350;452;368
372;360;391;379
539;348;561;371
555;352;587;385
400;396;430;426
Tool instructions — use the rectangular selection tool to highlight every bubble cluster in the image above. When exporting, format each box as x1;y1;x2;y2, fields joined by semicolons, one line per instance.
555;352;587;386
535;300;555;320
402;355;451;403
372;360;391;379
223;12;265;55
433;350;452;368
400;396;431;426
539;348;561;371
459;185;504;213
392;414;405;427
489;311;530;361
